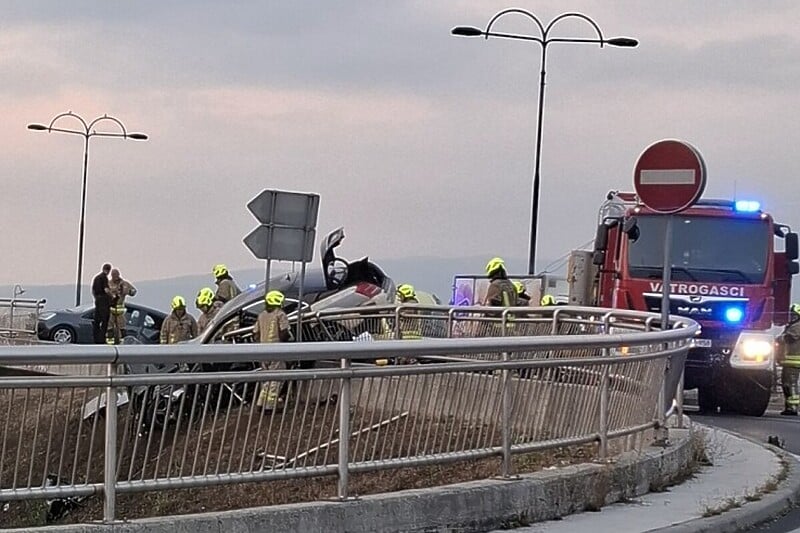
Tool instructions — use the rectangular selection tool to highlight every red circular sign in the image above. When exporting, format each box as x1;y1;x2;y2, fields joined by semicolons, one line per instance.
633;139;707;214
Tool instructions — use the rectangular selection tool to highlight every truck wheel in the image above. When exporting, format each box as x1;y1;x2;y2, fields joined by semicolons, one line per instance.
722;371;771;417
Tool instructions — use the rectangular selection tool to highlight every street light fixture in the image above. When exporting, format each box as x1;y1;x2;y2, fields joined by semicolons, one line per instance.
27;112;148;306
452;9;637;275
13;284;25;298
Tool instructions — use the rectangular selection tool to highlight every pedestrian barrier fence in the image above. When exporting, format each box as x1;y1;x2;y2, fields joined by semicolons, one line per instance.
0;305;698;523
0;297;46;343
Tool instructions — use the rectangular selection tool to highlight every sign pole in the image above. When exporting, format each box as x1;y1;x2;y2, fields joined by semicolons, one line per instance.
655;214;673;445
660;215;673;332
632;139;707;444
297;260;306;343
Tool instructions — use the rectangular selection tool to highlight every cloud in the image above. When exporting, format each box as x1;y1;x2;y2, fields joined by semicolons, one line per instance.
2;1;800;286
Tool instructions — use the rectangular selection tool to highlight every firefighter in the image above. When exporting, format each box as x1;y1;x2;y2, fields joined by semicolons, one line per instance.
394;284;422;363
780;303;800;415
253;290;291;410
212;264;241;304
195;287;222;333
160;296;198;344
91;263;112;344
106;269;137;344
540;294;557;306
396;284;419;304
483;257;517;307
514;281;531;307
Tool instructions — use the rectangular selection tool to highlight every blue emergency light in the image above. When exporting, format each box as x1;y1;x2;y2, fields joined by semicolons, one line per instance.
734;200;760;213
725;307;744;323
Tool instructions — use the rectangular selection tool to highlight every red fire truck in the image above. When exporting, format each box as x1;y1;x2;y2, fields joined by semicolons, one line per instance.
570;191;799;416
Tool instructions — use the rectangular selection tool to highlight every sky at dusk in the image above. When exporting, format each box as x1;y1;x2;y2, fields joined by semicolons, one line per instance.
2;1;799;286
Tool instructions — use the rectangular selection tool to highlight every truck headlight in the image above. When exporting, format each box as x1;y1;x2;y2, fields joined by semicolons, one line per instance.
730;332;775;370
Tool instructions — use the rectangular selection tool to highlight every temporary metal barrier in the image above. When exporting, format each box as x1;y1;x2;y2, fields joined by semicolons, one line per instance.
0;297;47;343
0;305;698;524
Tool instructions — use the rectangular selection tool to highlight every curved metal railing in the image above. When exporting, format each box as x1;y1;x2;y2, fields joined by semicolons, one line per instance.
0;305;698;524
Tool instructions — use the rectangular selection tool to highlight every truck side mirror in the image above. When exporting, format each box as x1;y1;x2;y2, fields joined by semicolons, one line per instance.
790;262;800;275
623;216;639;241
592;250;606;266
594;224;609;251
787;232;799;261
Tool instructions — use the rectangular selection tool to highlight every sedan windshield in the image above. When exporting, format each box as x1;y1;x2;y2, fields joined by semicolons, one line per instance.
628;215;769;284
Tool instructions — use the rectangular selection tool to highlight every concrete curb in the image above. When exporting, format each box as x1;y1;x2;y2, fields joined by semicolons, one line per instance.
28;430;695;533
647;427;800;533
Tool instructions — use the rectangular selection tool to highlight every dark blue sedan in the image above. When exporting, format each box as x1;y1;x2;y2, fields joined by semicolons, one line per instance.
37;302;166;344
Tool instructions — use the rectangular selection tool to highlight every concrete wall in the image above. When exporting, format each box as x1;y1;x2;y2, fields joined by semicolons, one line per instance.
33;428;693;533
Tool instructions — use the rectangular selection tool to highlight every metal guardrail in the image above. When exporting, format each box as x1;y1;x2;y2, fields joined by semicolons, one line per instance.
0;297;47;342
0;305;698;524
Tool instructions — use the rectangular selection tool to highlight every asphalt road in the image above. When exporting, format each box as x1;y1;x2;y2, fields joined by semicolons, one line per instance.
692;399;800;532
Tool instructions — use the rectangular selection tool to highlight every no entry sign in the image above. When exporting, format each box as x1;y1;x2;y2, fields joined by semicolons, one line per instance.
634;139;707;214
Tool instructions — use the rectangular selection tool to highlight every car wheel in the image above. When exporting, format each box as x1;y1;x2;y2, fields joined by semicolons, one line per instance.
51;326;76;344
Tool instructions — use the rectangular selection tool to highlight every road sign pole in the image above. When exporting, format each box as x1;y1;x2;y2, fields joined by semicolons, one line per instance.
660;214;673;333
297;260;306;342
655;214;673;445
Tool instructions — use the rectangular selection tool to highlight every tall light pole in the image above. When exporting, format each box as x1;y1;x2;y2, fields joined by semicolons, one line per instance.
28;112;148;306
9;284;25;334
452;9;637;274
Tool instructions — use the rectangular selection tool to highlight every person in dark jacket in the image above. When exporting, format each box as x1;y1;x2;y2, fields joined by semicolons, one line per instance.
91;263;112;344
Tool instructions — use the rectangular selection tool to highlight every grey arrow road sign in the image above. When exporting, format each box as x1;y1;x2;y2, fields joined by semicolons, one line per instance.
247;189;320;227
243;225;316;262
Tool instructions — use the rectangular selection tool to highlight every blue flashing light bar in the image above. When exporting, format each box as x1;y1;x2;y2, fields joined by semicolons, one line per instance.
734;200;761;213
725;307;744;323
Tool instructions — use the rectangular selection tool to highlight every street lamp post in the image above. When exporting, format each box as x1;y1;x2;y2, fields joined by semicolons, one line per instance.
9;284;25;335
452;9;637;274
28;112;148;306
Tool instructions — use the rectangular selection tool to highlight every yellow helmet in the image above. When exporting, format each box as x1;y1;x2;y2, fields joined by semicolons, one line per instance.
513;281;525;295
792;303;800;316
540;294;556;306
196;287;215;308
396;284;416;301
212;264;229;279
486;257;505;276
171;295;187;310
265;290;285;307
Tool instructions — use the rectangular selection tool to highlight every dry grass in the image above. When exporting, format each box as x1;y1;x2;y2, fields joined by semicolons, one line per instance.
0;384;597;529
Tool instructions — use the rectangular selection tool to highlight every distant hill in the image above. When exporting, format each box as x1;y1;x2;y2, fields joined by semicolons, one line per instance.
0;255;562;312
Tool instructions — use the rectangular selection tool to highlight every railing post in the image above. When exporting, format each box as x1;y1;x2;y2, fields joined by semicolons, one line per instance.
337;356;351;500
599;366;609;459
676;368;685;429
654;340;670;446
599;313;611;459
499;310;516;478
103;362;117;523
394;306;402;340
447;308;455;338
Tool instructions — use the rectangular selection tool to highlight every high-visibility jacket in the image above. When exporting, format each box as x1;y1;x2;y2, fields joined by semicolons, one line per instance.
108;279;136;315
485;279;518;307
160;311;198;344
253;308;289;344
198;301;223;332
783;319;800;368
214;278;241;304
